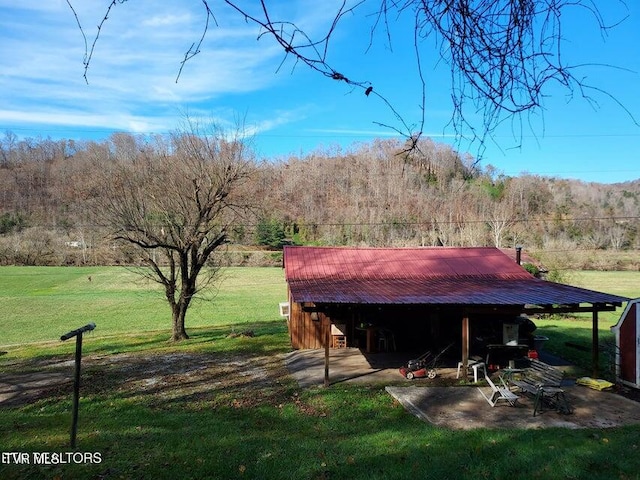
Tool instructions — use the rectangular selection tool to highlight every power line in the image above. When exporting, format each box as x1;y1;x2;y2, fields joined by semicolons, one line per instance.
21;215;640;231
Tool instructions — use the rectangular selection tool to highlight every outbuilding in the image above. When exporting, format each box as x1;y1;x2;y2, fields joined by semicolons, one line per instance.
611;298;640;389
283;246;628;384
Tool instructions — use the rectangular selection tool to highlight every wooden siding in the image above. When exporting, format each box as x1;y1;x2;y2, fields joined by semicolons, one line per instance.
288;287;323;349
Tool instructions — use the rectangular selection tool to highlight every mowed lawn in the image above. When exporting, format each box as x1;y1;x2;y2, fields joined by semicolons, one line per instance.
533;271;640;372
0;266;288;346
1;267;640;480
566;269;639;318
1;266;636;349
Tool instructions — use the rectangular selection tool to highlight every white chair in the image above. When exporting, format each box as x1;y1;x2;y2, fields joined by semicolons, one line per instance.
456;359;486;383
478;373;519;407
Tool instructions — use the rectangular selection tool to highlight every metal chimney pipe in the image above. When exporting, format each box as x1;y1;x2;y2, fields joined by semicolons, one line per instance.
515;246;522;265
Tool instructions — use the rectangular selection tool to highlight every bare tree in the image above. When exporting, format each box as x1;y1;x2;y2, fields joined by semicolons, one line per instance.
68;0;632;152
608;223;627;250
98;122;254;341
482;196;516;248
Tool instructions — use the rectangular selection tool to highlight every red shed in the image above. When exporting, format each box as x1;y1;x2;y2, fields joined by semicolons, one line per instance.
612;299;640;389
283;246;628;379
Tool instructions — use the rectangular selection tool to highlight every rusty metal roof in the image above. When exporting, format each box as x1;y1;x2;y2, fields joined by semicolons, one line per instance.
284;246;629;307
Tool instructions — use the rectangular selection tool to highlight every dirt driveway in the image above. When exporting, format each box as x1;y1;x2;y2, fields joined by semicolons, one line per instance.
0;351;288;408
286;348;640;429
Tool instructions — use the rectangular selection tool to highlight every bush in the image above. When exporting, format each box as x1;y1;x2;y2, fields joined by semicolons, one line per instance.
0;212;26;234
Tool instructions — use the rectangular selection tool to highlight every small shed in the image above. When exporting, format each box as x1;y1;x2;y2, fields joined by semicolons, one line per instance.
283;246;628;382
611;298;640;389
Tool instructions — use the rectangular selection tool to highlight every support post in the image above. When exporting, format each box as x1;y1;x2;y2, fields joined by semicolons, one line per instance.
60;322;96;449
592;309;599;379
462;313;469;370
323;315;330;387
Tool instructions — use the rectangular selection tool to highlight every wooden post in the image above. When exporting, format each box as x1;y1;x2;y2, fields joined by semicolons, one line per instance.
323;315;330;387
70;332;83;449
60;322;96;449
592;309;599;379
462;313;469;370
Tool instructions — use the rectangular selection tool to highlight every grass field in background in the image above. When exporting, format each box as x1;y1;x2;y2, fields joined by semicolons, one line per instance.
1;266;638;359
0;266;287;347
569;270;640;299
532;270;640;375
1;266;638;374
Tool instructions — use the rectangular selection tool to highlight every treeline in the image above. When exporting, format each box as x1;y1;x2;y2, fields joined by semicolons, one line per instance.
1;131;639;268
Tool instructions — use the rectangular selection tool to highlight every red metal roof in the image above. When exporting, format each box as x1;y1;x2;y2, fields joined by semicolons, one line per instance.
285;246;531;281
284;246;628;306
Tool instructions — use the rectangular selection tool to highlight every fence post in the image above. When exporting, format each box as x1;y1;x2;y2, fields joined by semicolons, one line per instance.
60;322;96;449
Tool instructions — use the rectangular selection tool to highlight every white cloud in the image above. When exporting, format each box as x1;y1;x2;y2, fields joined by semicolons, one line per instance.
0;1;298;132
142;13;193;28
0;1;394;145
0;108;169;133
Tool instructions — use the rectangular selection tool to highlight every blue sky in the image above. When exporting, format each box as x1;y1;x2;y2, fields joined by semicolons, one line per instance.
1;0;639;183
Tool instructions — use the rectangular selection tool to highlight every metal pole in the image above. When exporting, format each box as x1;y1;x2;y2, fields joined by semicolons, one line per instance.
592;309;599;379
70;332;83;449
60;322;95;449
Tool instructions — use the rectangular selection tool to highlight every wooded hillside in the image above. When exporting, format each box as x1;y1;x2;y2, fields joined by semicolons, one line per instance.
1;132;638;270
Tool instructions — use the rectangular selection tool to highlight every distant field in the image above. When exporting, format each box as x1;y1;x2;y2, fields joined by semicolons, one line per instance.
560;270;640;326
0;266;287;346
566;270;640;299
1;266;638;348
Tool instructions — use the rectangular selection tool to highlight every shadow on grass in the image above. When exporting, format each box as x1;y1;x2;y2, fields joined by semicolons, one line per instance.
4;320;639;479
0;322;292;410
536;322;617;379
0;320;289;364
3;382;640;480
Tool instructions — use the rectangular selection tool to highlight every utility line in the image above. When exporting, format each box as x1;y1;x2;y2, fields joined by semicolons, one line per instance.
24;215;640;230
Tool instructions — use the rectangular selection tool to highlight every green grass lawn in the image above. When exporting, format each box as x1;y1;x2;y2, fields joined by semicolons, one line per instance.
0;266;287;347
1;267;640;479
569;270;640;299
534;270;640;376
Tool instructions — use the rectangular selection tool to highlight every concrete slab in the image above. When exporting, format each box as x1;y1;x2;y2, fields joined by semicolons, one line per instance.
285;348;421;387
286;348;640;429
386;385;640;429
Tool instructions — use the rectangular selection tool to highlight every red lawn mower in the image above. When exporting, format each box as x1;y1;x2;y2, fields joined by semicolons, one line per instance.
399;344;452;380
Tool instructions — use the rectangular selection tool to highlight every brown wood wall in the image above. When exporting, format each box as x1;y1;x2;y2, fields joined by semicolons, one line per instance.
287;288;324;349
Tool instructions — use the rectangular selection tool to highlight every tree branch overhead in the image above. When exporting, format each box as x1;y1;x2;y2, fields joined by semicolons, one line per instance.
67;0;632;157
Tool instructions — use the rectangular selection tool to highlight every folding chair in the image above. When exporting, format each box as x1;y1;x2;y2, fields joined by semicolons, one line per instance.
478;373;519;407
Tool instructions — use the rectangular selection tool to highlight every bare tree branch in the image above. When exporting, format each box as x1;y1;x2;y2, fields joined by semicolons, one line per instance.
68;0;634;155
